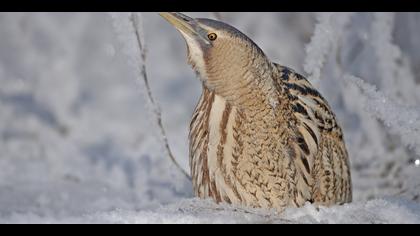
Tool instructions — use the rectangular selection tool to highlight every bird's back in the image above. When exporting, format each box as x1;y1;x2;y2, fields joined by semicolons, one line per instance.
189;63;352;211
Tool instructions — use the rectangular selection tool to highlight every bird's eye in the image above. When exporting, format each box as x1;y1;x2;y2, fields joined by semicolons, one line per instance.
207;33;217;41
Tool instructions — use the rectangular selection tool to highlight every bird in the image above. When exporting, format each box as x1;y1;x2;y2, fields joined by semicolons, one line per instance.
160;12;352;211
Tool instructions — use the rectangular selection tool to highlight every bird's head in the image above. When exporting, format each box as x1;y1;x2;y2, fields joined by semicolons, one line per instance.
160;12;270;93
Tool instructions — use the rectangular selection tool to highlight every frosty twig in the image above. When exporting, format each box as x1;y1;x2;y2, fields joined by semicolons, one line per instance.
303;13;353;87
344;74;420;157
129;13;191;180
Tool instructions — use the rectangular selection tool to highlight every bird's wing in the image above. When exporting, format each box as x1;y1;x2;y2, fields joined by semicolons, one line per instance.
273;63;345;202
274;63;339;133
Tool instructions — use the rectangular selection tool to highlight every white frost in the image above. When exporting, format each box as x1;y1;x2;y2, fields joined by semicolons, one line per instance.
345;75;420;157
303;12;353;87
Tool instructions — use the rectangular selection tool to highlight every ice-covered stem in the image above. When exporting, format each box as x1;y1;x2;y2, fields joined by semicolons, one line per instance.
372;13;398;96
371;13;420;104
129;14;156;112
303;13;353;87
110;12;191;180
345;75;420;157
129;13;191;180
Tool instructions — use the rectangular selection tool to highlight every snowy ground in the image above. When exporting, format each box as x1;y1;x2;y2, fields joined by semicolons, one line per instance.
0;12;420;224
2;198;420;224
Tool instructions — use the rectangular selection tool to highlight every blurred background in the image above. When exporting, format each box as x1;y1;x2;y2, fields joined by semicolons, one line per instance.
0;12;419;220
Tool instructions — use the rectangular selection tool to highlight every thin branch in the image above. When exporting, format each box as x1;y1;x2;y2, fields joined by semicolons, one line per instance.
303;13;354;87
129;13;191;181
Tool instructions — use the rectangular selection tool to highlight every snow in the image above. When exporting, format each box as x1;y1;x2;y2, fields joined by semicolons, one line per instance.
1;198;419;224
0;12;420;224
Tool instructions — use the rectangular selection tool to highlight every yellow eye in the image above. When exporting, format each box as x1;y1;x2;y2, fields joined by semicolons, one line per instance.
208;33;217;41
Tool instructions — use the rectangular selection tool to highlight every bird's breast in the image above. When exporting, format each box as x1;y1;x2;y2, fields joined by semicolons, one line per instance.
190;91;243;203
189;88;288;208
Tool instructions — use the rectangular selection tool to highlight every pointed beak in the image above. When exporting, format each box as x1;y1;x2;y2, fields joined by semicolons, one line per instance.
159;12;211;45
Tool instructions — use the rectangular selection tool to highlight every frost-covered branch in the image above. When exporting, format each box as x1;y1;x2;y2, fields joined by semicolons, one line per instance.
371;13;420;104
109;12;191;180
371;13;399;96
303;13;353;87
345;74;420;156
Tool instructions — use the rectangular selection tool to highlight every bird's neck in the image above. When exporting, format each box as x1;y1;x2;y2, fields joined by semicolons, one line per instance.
199;56;283;114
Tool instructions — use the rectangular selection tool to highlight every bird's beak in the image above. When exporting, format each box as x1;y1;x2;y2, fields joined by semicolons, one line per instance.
159;12;211;45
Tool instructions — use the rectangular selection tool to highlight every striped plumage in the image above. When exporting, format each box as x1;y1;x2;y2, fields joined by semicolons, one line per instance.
161;12;352;211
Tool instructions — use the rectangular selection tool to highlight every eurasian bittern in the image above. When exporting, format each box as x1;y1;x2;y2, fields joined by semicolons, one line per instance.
160;12;352;211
